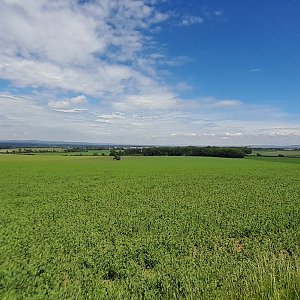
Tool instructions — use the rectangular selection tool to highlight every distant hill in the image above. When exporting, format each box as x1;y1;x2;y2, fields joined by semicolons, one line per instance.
248;145;300;149
0;140;114;149
0;140;147;149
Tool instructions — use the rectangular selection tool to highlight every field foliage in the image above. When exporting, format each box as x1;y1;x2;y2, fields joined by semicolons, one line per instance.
0;155;299;299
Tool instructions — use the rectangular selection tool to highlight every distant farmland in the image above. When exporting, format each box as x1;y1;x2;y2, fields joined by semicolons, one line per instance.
250;149;300;158
0;155;299;299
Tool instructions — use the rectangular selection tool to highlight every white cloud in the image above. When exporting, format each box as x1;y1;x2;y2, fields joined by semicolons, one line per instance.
267;131;300;137
1;93;300;145
48;95;88;110
52;108;88;113
171;132;198;137
71;95;88;105
0;0;104;65
214;11;223;17
175;82;193;92
213;100;242;108
225;132;242;137
185;97;242;110
48;101;70;110
0;0;172;109
248;68;263;73
181;15;203;26
112;90;178;111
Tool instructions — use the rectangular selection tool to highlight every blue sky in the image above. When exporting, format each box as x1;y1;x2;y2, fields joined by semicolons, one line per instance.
0;0;299;145
160;0;300;111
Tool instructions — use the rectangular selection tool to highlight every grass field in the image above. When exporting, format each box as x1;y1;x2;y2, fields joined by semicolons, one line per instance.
1;155;299;299
251;149;300;158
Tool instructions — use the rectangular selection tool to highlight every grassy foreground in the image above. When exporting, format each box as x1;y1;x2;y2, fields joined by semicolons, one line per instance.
0;155;299;299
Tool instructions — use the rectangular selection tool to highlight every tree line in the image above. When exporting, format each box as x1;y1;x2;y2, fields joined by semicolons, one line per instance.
111;146;252;158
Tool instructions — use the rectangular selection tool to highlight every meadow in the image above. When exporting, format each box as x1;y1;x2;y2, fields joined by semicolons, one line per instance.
250;149;300;158
0;155;299;299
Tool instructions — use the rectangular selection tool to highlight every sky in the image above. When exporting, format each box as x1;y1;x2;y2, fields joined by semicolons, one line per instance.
0;0;299;146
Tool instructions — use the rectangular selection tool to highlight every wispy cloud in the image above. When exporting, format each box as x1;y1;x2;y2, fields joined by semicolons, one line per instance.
247;68;263;73
48;95;88;110
181;15;203;26
214;11;223;17
212;100;242;108
225;132;242;137
189;97;242;109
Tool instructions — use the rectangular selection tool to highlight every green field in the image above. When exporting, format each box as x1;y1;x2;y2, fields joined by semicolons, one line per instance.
62;150;110;156
1;155;299;299
251;149;300;158
0;148;110;156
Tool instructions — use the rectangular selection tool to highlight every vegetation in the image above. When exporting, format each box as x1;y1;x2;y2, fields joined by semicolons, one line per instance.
0;155;299;299
0;148;110;156
3;146;300;160
122;146;250;158
250;149;300;158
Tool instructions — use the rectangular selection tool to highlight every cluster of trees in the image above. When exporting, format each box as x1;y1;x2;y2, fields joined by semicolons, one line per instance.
3;148;61;154
256;152;285;157
3;148;82;154
2;147;110;155
109;149;124;157
63;148;87;153
113;146;252;158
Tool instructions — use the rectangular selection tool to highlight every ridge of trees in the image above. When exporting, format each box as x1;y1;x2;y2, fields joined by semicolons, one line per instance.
111;146;252;158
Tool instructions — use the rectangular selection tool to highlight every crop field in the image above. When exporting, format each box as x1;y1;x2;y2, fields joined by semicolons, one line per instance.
0;155;300;299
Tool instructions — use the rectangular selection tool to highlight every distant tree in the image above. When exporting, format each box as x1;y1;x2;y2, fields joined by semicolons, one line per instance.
109;149;116;156
124;148;143;155
243;148;253;155
278;154;284;157
256;153;262;157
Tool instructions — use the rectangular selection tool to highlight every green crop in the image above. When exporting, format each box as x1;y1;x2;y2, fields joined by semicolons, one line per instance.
0;155;299;299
